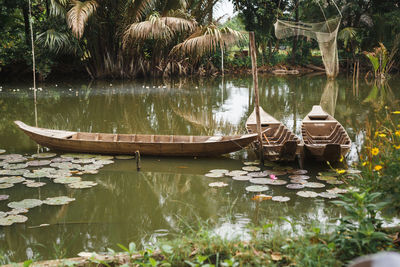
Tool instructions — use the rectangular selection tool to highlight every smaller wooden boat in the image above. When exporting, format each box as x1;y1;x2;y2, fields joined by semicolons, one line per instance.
14;121;259;157
246;107;303;162
301;105;351;162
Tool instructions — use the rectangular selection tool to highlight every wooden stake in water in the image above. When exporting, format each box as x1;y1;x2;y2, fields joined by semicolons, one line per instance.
249;32;264;165
28;0;38;128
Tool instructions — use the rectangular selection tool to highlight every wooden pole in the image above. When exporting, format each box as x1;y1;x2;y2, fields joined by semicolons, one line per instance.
249;32;264;165
28;0;38;128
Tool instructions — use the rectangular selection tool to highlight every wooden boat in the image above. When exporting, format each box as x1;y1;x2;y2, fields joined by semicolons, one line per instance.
245;107;303;162
301;105;351;161
14;121;259;157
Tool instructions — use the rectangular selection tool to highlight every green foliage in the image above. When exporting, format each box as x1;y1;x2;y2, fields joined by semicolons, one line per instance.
331;191;392;262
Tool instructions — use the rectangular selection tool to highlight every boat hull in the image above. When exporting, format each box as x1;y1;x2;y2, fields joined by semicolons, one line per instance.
15;121;258;157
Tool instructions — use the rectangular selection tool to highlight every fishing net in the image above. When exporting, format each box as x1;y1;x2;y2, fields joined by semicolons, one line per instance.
274;2;341;78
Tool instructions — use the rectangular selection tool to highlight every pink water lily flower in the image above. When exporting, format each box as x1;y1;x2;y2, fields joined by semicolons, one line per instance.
269;174;277;180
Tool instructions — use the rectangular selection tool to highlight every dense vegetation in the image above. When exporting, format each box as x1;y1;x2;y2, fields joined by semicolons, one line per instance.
1;0;399;80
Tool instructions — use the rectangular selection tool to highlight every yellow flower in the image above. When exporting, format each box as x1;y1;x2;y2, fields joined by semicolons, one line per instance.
395;130;400;137
336;169;346;174
392;111;400;114
374;165;383;171
378;133;386;138
362;162;367;166
394;145;400;150
371;148;379;156
339;155;344;162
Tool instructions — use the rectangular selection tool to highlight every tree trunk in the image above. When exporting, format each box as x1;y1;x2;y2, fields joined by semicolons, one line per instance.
21;3;31;47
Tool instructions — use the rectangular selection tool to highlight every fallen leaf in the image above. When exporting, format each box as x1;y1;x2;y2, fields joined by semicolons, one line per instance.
271;252;282;261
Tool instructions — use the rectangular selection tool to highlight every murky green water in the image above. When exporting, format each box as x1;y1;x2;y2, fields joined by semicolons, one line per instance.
0;74;399;262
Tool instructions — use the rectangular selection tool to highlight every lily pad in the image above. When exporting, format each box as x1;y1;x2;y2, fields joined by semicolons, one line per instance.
0;154;24;160
232;175;251;181
245;185;269;192
61;153;95;159
54;177;81;184
208;182;228;187
248;171;271;177
0;176;25;184
304;182;325;188
326;180;344;185
249;178;271;185
0;183;14;189
0;195;9;201
205;173;224;178
288;169;308;175
68;181;98;189
82;170;99;175
265;179;288;185
115;155;135;160
8;199;43;209
43;196;75;205
318;192;338;199
326;188;348;194
94;159;114;165
209;169;229;174
243;161;259;166
0;169;28;176
272;196;290;202
242;166;261;172
51;157;73;163
32;153;57;159
296;191;319;198
290;179;308;184
80;164;103;171
27;160;51;167
26;182;46;188
286;184;305;190
71;159;96;164
4;157;28;164
3;163;28;170
0;215;28;226
7;208;28;215
316;176;337;181
50;162;81;169
270;171;287;176
0;211;6;218
0;149;5;154
93;155;114;160
289;175;310;180
226;170;248;177
23;171;48;179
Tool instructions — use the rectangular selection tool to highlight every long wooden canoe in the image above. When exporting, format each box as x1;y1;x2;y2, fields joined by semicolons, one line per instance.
14;121;259;157
301;105;351;162
246;107;303;162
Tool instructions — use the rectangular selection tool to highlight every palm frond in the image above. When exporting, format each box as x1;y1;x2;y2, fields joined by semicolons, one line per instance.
126;0;154;22
50;0;68;17
170;24;244;58
36;29;73;53
67;0;98;39
123;13;196;45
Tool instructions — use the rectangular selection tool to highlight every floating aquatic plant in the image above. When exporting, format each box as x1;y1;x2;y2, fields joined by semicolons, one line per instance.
3;163;28;170
289;175;310;180
318;192;338;199
0;195;9;200
54;177;82;184
27;160;51;167
209;169;229;174
226;170;248;177
8;199;43;209
0;214;28;226
242;166;260;172
0;183;14;189
288;169;308;175
286;184;305;190
32;153;57;159
208;182;228;187
272;196;290;202
232;175;251;181
296;191;319;198
245;185;269;192
115;155;135;160
205;173;224;178
43;196;75;205
68;181;98;189
0;149;5;154
304;182;325;188
26;182;46;188
249;178;270;185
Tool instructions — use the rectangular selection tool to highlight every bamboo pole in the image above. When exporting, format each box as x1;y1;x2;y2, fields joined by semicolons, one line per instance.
28;0;38;128
249;32;264;165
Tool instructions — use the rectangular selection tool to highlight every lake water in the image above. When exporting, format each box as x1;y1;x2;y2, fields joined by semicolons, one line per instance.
0;74;399;262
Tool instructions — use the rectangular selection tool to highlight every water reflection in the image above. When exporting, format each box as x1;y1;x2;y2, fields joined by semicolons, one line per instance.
0;75;399;262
